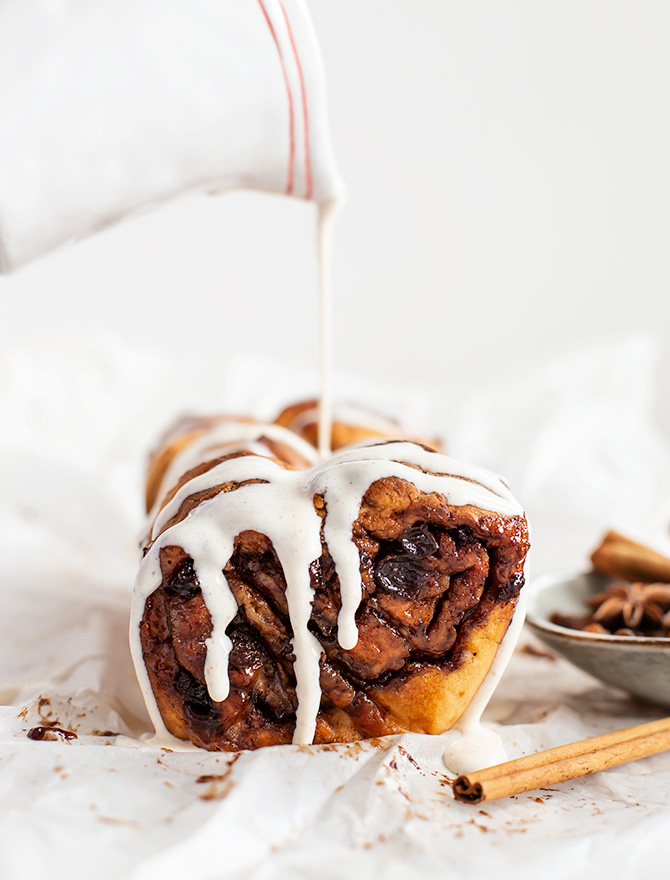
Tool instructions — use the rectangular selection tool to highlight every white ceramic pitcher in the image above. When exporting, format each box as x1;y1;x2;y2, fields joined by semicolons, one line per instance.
0;0;343;272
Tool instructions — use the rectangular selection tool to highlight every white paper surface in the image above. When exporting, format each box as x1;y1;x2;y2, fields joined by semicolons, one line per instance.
1;336;669;880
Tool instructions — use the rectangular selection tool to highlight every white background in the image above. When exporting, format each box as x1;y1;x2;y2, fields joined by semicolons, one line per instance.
2;0;669;430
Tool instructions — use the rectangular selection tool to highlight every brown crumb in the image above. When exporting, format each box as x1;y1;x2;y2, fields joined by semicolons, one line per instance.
27;726;77;742
97;816;141;828
518;643;557;661
196;774;229;784
198;786;233;802
195;754;240;799
397;745;423;773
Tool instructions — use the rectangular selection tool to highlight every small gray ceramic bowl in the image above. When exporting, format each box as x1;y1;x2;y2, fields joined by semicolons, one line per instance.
526;570;670;708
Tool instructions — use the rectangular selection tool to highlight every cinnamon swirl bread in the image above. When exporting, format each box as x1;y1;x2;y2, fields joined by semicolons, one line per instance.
131;408;529;750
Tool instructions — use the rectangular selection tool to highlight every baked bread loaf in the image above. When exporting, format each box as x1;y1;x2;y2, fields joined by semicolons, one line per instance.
132;407;529;750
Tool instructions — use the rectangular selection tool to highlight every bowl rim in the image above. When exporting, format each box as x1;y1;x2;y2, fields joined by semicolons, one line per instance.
526;568;670;648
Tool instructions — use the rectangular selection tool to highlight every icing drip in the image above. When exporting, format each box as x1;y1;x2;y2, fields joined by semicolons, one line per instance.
132;433;524;746
442;589;529;774
316;198;342;460
310;441;519;652
149;420;319;521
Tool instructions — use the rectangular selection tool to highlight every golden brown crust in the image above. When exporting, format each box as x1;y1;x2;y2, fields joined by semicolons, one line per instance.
145;414;312;514
368;603;513;734
274;399;442;452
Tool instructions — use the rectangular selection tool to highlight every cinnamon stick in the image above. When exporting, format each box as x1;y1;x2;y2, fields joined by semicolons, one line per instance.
591;531;670;583
452;716;670;804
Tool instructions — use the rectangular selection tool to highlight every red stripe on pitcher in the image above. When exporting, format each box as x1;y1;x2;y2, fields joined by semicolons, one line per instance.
279;0;313;199
257;0;295;195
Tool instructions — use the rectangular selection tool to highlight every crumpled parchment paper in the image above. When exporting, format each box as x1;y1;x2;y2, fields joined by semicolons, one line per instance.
1;335;668;880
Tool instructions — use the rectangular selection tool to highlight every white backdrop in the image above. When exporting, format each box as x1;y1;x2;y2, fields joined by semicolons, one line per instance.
2;0;669;430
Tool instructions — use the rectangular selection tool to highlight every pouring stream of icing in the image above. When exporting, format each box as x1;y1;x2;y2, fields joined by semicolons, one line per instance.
316;197;342;460
122;0;527;770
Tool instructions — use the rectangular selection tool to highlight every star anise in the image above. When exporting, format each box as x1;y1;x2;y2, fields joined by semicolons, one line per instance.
587;581;670;633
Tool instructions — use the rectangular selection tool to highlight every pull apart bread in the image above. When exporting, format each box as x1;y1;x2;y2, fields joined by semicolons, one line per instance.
132;404;529;750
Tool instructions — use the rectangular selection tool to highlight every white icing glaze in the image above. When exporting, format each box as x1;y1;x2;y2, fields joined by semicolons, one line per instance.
149;419;320;522
316;198;342;459
0;0;344;271
442;588;528;774
131;431;525;746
